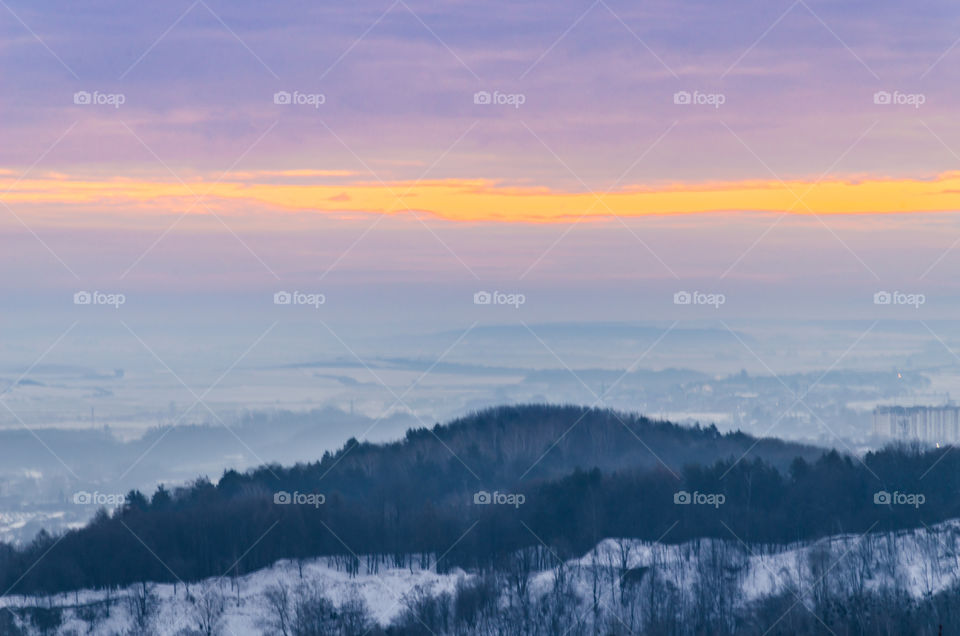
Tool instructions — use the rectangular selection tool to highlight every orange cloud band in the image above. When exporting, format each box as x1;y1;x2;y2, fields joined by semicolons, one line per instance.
3;171;960;223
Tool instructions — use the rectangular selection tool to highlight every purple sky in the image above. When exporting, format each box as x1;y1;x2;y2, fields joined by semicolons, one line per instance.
1;0;960;322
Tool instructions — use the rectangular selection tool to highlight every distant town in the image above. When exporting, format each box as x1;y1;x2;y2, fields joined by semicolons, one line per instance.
874;405;960;445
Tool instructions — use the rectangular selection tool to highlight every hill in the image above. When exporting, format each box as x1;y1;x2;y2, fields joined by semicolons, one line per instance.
0;404;955;599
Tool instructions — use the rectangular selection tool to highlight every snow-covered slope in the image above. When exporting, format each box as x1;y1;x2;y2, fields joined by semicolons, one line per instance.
535;518;960;607
5;519;960;635
0;557;469;635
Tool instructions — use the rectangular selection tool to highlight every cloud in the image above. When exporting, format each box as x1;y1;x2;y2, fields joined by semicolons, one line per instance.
3;0;959;182
6;170;960;225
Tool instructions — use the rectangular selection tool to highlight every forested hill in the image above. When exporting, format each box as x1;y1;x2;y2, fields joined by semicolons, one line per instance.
2;404;956;596
293;403;823;486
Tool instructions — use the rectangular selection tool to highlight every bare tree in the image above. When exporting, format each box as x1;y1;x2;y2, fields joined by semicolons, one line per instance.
191;582;227;636
261;581;292;636
336;593;375;636
125;582;159;635
291;581;337;635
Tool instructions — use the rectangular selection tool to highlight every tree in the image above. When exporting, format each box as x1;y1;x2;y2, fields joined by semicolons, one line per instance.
125;582;159;634
191;582;227;636
261;582;292;636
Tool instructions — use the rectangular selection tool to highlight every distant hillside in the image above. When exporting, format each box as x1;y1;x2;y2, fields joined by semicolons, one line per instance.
0;404;954;597
309;404;823;488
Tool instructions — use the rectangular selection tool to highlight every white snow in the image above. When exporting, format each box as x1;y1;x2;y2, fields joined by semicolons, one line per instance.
5;520;960;634
0;555;469;635
531;518;960;611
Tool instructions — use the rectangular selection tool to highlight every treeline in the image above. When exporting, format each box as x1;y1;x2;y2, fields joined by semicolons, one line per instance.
0;405;956;595
6;523;960;635
388;533;960;636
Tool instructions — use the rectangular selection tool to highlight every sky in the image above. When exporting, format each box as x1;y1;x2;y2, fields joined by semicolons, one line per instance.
2;0;960;323
6;0;960;555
